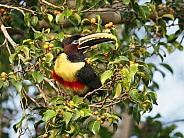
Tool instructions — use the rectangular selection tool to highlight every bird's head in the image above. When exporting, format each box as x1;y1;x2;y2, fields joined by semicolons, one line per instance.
62;33;117;56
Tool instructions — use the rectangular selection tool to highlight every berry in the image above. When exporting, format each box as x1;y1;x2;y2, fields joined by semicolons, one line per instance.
105;24;109;29
93;111;98;115
44;44;49;49
108;22;113;27
2;77;6;82
1;72;7;78
130;44;136;49
51;36;56;40
0;8;5;13
49;43;54;48
90;18;96;24
69;100;74;106
43;133;48;138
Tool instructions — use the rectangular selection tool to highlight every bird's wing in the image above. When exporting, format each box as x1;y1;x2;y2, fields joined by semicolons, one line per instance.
77;62;102;90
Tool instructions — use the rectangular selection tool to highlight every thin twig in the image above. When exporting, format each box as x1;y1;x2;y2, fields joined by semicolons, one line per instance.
36;84;50;105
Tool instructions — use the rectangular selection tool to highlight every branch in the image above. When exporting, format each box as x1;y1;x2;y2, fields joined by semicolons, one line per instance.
0;23;18;49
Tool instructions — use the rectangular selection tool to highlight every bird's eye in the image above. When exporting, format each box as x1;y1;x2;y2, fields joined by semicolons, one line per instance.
72;40;79;44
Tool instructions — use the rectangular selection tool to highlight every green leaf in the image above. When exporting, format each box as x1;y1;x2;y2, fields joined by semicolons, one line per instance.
161;14;174;20
118;56;129;61
57;32;64;42
92;121;100;135
0;80;3;88
140;6;150;22
74;13;81;25
148;91;158;105
72;110;81;121
96;15;102;24
44;110;57;122
11;80;22;93
65;125;75;134
34;120;44;130
9;53;17;63
24;12;31;27
45;53;54;63
31;16;38;27
159;19;166;37
76;0;84;12
34;31;43;39
56;13;65;23
100;70;113;85
82;109;92;117
130;63;138;80
21;47;30;62
133;104;141;124
160;63;173;74
64;9;73;18
72;95;83;104
129;89;142;103
47;14;53;22
114;82;122;98
13;114;29;133
123;0;130;5
63;111;72;125
32;71;44;83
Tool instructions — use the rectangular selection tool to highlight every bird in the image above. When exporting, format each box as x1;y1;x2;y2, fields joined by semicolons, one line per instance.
52;33;117;97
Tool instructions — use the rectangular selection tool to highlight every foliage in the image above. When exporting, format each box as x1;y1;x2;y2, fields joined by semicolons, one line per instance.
0;0;183;137
132;114;184;138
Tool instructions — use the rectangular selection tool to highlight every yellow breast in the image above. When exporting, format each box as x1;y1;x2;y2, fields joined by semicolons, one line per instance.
54;53;85;82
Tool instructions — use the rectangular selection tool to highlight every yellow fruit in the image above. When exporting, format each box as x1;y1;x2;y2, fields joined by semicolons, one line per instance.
69;105;74;109
130;44;136;49
1;72;7;78
48;48;52;51
105;24;109;29
29;42;34;45
51;36;56;40
108;22;113;27
90;18;96;24
49;43;54;48
43;133;48;138
2;77;6;82
69;100;74;105
129;61;134;68
97;117;101;121
44;44;49;49
93;111;98;115
45;42;50;45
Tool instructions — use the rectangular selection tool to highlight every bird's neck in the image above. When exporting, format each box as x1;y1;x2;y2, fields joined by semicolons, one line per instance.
67;54;85;62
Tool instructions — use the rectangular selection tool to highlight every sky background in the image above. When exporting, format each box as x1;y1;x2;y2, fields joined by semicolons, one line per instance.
143;48;184;134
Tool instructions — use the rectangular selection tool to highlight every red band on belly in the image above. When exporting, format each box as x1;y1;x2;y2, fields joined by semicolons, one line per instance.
52;70;86;90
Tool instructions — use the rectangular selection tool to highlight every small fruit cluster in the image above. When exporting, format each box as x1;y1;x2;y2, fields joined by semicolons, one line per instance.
0;8;6;15
105;22;115;29
53;10;60;15
44;42;54;50
1;72;7;82
93;111;107;124
0;8;13;22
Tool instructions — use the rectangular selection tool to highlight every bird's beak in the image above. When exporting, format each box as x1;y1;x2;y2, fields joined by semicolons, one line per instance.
78;33;118;50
